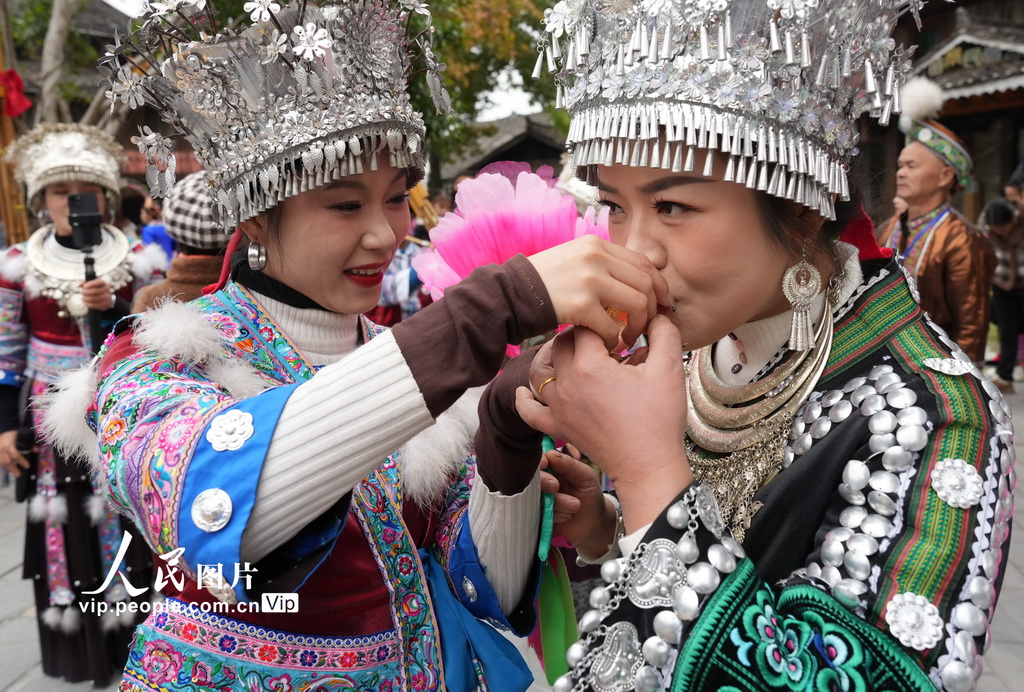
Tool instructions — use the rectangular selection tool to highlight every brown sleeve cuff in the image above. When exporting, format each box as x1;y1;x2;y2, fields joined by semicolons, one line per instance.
392;255;557;418
474;347;543;494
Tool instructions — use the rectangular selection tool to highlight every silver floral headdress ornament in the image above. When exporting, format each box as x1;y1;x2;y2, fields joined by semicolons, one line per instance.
5;123;125;213
104;0;451;228
535;0;927;220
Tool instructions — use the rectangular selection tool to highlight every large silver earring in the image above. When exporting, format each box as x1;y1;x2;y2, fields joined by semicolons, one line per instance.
782;253;821;352
247;242;267;271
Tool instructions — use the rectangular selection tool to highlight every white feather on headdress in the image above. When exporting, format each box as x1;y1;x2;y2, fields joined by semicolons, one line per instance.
899;77;945;128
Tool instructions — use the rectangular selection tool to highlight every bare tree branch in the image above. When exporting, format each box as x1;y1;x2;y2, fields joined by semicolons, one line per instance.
79;83;111;126
36;0;75;124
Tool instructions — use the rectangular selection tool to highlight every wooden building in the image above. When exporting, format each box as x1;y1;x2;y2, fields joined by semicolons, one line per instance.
857;1;1024;223
440;113;566;190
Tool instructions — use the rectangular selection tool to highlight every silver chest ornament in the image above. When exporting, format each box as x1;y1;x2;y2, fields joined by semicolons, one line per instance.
627;539;684;608
25;227;135;319
590;621;644;692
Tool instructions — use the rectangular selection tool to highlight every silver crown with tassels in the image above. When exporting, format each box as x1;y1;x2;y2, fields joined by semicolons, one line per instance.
104;0;451;228
535;0;927;219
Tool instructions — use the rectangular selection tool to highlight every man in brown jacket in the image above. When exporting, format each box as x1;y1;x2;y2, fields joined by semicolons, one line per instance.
877;118;993;362
133;172;228;312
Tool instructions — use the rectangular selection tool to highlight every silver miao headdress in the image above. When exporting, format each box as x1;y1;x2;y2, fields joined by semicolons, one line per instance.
536;0;925;219
104;0;450;228
5;123;125;213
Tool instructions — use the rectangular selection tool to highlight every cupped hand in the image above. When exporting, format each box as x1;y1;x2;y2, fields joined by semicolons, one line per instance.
540;447;614;554
80;279;115;311
517;316;693;530
0;430;30;478
527;235;669;349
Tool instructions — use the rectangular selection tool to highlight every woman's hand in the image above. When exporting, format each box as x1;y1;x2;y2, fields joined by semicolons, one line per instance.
0;429;30;478
80;279;115;311
540;447;615;556
517;316;693;531
528;339;556;401
528;236;668;349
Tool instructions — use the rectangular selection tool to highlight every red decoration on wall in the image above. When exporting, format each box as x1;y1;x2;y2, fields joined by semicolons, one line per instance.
0;70;32;118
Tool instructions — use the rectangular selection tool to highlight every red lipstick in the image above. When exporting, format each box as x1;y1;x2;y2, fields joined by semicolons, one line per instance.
344;263;388;287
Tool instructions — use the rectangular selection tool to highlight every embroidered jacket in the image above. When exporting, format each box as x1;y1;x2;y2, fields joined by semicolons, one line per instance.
563;257;1012;691
85;283;536;692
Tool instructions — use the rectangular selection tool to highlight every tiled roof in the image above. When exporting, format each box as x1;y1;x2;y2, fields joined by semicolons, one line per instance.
914;8;1024;99
440;112;566;182
77;0;131;38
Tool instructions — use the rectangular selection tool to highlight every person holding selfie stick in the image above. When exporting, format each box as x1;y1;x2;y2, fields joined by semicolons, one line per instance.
0;123;166;686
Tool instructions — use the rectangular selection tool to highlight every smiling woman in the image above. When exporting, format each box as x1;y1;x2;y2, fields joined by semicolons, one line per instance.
238;160;412;314
40;1;668;690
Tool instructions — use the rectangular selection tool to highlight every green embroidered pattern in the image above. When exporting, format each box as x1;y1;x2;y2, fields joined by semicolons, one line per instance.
672;560;933;691
904;122;973;186
871;323;989;668
823;269;921;383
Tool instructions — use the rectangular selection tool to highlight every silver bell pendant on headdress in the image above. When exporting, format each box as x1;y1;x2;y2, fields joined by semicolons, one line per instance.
782;254;821;352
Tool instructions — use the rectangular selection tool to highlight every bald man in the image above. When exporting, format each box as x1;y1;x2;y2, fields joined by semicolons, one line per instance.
877;121;993;362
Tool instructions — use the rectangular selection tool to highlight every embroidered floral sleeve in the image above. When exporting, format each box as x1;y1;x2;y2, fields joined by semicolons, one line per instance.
0;247;29;388
557;327;1011;691
93;338;300;603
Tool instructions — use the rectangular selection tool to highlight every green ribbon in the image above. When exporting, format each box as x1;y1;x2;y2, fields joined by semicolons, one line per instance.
538;436;556;561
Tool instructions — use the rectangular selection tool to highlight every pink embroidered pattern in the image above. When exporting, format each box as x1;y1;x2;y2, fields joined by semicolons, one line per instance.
150;599;400;670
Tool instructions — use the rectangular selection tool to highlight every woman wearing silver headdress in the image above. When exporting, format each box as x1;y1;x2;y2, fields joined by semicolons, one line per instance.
478;0;1012;690
41;1;667;689
0;122;166;685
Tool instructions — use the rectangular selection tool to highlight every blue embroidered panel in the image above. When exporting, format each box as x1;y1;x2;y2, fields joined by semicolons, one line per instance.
177;383;299;603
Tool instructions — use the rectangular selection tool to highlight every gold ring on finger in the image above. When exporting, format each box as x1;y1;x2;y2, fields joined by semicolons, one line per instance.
536;375;557;403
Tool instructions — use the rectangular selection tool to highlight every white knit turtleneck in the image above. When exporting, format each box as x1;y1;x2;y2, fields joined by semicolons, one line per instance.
252;292;360;366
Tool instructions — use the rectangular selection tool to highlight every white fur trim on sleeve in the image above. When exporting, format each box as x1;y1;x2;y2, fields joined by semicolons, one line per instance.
135;300;226;365
37;364;102;473
397;385;483;507
135;299;267;397
0;249;27;284
22;272;43;299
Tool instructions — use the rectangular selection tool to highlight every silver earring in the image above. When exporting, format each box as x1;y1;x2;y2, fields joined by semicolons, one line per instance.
782;252;821;352
247;242;267;271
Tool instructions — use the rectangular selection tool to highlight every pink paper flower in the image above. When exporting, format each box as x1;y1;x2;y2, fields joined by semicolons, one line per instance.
413;163;608;300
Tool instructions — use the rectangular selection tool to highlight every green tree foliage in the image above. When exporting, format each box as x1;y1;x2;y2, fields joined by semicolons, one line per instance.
10;0;98;102
408;0;557;189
